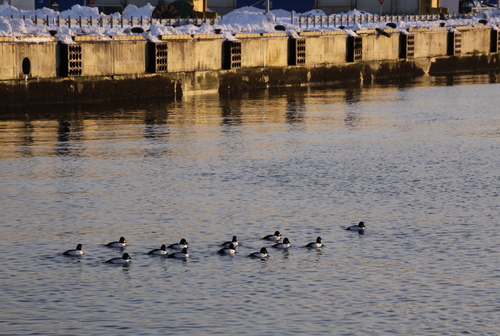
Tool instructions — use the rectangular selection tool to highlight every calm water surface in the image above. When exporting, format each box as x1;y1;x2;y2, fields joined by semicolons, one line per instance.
1;76;500;335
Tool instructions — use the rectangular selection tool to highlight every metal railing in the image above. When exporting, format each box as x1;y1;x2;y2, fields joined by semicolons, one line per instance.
10;12;475;29
296;13;474;28
11;15;220;28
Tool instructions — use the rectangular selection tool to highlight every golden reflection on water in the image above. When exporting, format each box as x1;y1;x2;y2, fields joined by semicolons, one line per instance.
0;89;393;159
0;73;498;161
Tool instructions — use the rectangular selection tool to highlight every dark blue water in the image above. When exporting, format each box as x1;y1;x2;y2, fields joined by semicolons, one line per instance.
1;76;499;335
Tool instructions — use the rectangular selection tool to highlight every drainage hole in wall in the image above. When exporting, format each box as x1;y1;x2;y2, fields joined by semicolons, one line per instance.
22;57;31;75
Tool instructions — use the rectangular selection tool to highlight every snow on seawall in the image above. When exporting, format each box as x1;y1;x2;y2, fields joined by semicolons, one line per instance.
0;2;499;44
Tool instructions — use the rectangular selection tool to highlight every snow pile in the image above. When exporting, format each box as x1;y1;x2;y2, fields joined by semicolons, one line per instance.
0;2;500;43
214;6;277;34
0;16;12;35
60;5;100;18
271;9;292;18
122;4;155;18
342;9;372;16
0;14;57;37
302;9;332;17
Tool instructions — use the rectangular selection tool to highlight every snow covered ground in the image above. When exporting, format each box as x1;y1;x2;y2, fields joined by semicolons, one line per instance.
0;2;499;44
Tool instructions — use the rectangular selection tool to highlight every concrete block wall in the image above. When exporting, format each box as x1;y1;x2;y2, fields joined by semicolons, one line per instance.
229;34;289;68
237;37;265;68
0;26;499;82
0;40;57;80
299;32;348;65
111;40;148;75
164;36;224;72
456;26;492;55
74;39;147;76
17;41;58;79
409;28;449;58
79;41;113;76
0;41;16;80
261;36;290;67
358;30;400;61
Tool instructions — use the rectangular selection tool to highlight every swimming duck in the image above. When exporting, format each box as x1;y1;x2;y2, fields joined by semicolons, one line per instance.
272;237;290;249
220;236;238;248
106;253;131;264
345;222;366;231
148;244;167;255
263;231;281;241
305;237;322;248
167;238;188;249
106;237;127;248
63;243;84;256
218;243;236;255
249;247;269;259
167;247;189;259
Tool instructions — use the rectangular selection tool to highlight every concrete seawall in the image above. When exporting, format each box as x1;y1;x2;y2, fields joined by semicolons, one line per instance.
1;26;499;106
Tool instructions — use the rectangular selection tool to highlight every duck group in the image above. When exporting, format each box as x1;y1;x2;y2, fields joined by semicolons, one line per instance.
62;222;366;263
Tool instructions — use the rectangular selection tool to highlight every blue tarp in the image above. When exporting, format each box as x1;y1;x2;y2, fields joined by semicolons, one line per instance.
236;0;315;13
35;0;85;11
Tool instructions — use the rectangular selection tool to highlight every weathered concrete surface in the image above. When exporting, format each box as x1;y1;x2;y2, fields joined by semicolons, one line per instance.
263;37;290;67
410;28;449;58
80;40;148;76
166;38;224;72
0;43;17;80
218;59;426;92
359;30;400;61
429;54;500;75
17;42;58;79
0;75;179;106
457;26;492;55
180;70;220;94
236;36;289;68
1;26;498;83
302;33;348;65
3;54;498;107
0;41;58;80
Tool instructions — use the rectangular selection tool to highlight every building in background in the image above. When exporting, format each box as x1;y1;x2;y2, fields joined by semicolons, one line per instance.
2;0;208;13
2;0;37;10
207;0;463;15
2;0;464;14
236;0;315;14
